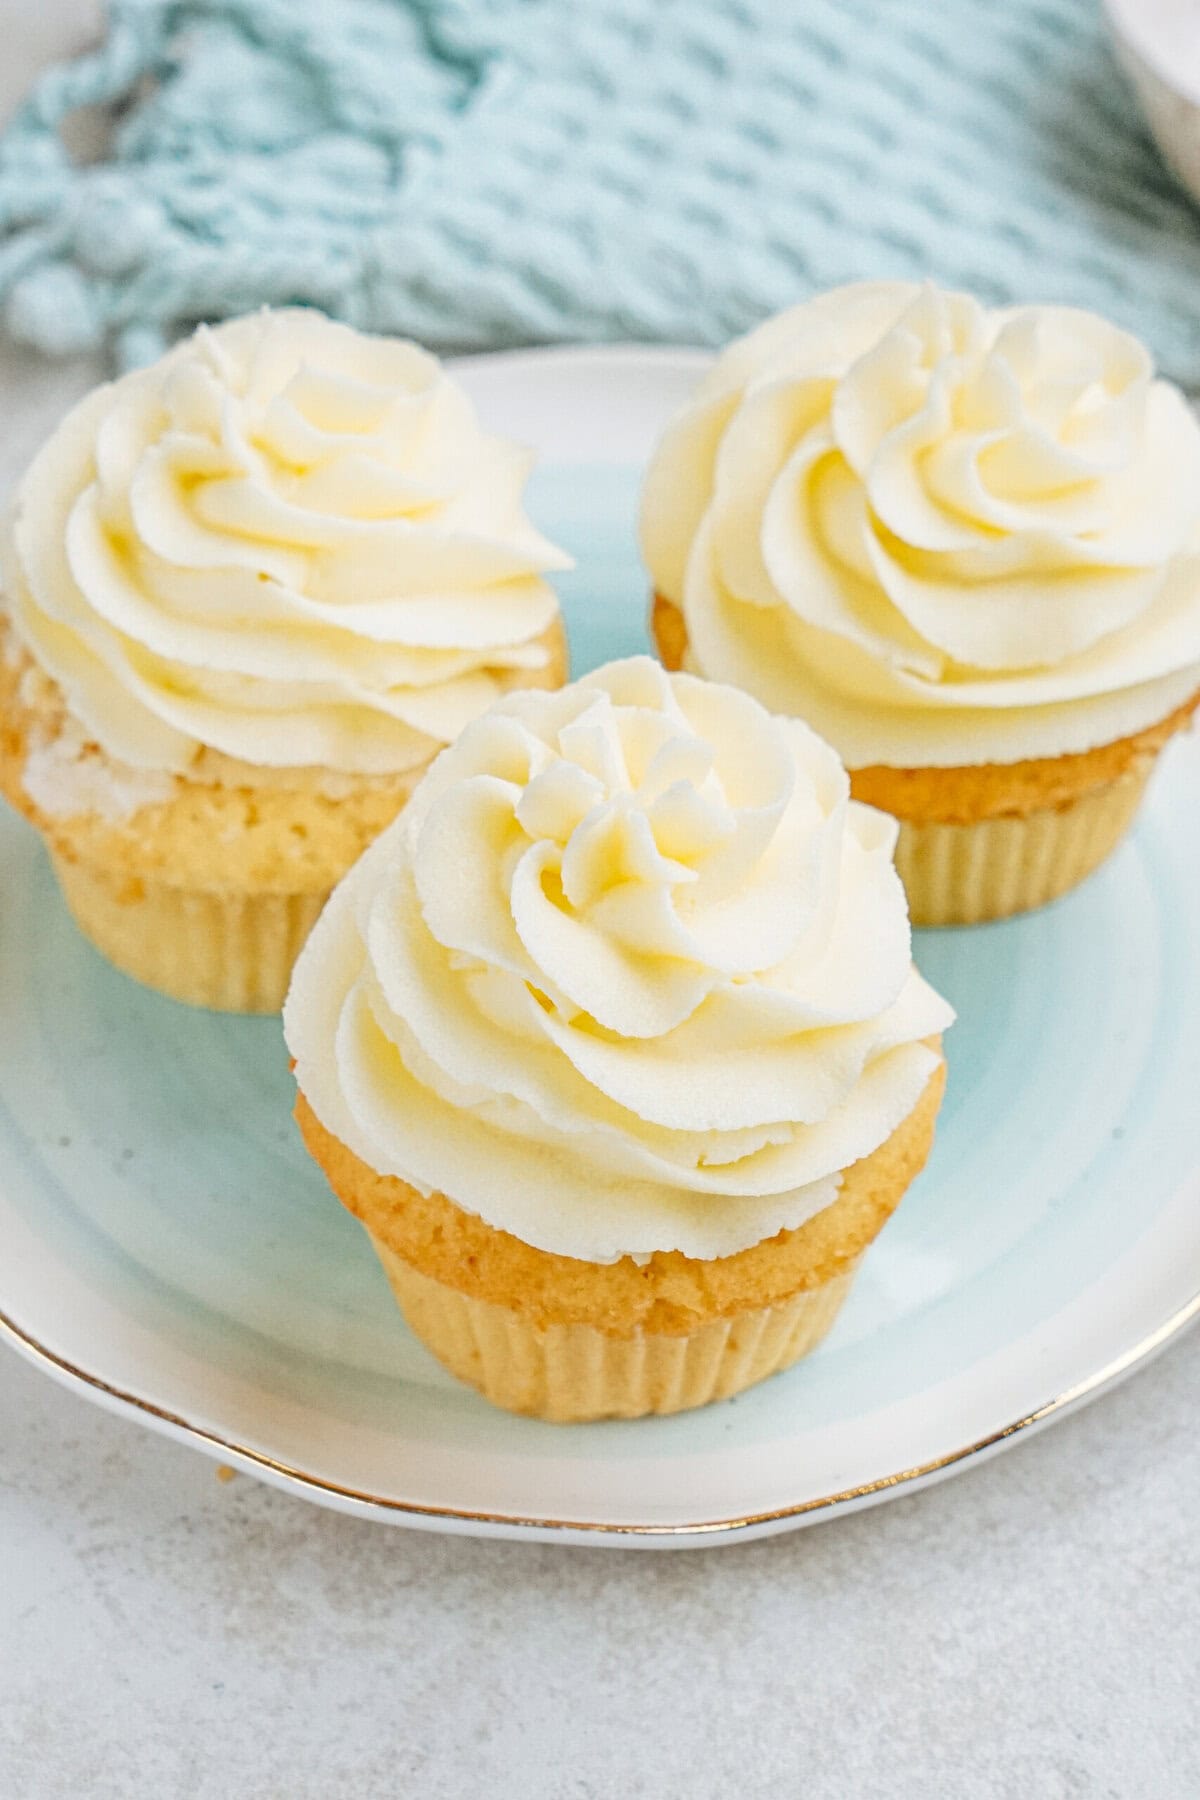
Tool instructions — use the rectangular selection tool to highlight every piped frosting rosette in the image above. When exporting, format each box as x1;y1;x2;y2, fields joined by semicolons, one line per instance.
641;282;1200;767
285;657;953;1262
3;309;570;777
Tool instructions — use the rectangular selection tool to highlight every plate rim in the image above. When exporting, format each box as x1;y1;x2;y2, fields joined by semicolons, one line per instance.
3;340;1199;1548
3;1288;1198;1544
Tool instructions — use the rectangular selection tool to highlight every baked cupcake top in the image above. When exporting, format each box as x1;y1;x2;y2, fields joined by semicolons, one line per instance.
641;282;1200;768
284;657;952;1262
2;309;569;778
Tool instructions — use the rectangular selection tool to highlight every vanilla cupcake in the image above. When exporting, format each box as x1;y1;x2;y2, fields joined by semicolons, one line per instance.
0;310;569;1009
643;283;1200;924
284;657;953;1422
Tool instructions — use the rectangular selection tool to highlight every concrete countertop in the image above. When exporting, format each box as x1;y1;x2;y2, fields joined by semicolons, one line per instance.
1;8;1198;1796
5;1335;1199;1798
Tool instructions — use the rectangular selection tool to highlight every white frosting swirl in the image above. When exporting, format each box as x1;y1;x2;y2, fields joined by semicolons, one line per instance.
642;283;1200;767
3;310;570;775
285;657;953;1262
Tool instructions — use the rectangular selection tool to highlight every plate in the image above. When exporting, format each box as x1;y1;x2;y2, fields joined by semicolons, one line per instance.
2;346;1199;1549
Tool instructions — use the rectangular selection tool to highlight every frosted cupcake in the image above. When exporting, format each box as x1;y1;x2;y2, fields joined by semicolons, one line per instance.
0;309;569;1009
285;656;953;1421
643;283;1200;924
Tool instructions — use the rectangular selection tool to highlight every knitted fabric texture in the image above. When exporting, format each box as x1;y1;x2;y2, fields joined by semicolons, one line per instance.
2;0;1200;378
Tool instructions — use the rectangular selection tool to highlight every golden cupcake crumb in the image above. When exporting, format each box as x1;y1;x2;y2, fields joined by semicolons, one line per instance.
296;1055;945;1338
0;620;567;1010
651;592;1198;825
651;591;1197;924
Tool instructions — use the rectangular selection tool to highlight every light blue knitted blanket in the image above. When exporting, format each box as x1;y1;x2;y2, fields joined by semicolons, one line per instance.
3;0;1199;379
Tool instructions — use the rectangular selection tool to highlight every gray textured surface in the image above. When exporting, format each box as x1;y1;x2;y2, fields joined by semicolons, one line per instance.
3;1339;1200;1799
2;8;1199;1795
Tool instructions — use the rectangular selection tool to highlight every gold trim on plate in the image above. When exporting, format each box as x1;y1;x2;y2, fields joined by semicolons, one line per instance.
3;1286;1199;1540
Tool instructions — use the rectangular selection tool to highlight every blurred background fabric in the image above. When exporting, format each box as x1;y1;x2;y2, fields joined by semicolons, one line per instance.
2;0;1200;378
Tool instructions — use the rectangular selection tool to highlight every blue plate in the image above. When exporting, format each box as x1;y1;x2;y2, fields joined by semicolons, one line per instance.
2;349;1198;1547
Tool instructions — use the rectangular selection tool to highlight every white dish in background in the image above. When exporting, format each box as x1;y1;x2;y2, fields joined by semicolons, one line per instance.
1106;0;1200;204
1;346;1198;1549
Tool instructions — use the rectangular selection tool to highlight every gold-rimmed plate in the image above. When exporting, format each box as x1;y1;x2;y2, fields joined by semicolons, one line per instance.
3;347;1199;1547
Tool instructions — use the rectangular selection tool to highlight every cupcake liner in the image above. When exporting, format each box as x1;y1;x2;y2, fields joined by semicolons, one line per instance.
370;1237;860;1422
893;763;1151;927
50;849;327;1012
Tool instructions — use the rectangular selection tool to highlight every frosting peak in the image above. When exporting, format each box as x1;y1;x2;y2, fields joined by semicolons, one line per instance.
285;658;953;1262
642;282;1200;767
4;309;570;776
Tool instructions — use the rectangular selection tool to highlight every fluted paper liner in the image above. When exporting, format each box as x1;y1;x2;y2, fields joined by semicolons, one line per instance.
51;849;327;1012
894;764;1152;927
370;1238;860;1423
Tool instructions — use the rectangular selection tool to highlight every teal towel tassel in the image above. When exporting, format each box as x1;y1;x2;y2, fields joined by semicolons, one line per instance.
2;0;1200;381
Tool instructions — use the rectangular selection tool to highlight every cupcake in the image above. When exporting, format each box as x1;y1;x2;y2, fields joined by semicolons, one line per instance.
0;309;569;1009
284;656;953;1422
642;283;1200;924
